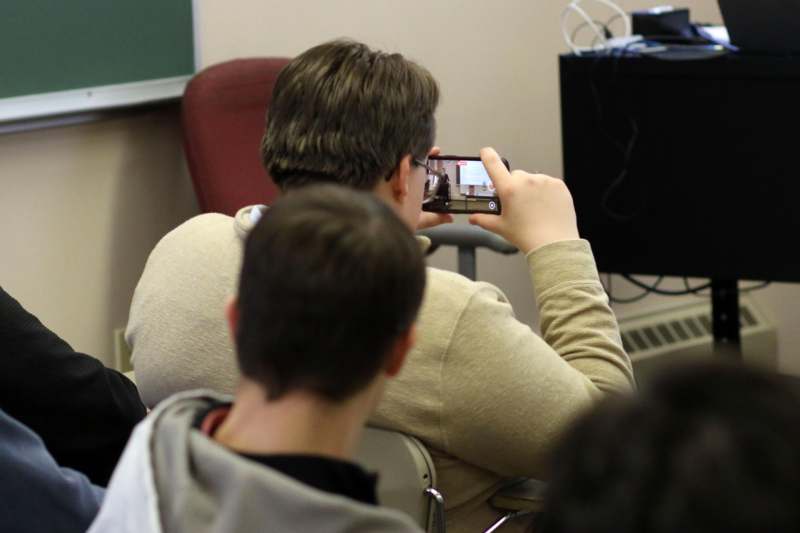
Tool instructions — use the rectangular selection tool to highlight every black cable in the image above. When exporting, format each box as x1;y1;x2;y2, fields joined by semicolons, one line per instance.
741;281;772;292
600;117;640;221
686;278;772;297
684;276;711;297
611;292;652;304
587;43;649;222
604;273;658;304
606;273;769;304
622;274;711;295
571;20;612;46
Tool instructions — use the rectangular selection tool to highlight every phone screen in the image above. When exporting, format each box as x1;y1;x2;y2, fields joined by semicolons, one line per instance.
423;156;505;214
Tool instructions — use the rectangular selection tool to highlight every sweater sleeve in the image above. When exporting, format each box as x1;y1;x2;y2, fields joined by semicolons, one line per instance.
0;408;104;533
439;240;633;478
0;286;147;486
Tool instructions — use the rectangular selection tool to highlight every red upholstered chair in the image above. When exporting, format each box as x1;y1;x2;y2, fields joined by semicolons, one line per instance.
181;58;292;216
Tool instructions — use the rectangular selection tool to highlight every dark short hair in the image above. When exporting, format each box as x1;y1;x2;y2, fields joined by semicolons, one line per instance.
541;362;800;533
235;184;426;402
261;39;439;191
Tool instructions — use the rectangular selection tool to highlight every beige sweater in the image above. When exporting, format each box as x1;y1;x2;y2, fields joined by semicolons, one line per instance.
373;239;633;532
127;206;633;533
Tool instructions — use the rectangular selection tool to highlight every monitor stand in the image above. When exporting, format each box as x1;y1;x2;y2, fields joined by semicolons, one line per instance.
711;279;741;358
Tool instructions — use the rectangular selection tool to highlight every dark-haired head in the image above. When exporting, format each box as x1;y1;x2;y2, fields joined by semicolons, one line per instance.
542;362;800;533
233;184;426;402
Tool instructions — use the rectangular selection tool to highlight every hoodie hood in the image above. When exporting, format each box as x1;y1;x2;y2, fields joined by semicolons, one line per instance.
88;391;420;533
235;203;432;253
233;205;266;241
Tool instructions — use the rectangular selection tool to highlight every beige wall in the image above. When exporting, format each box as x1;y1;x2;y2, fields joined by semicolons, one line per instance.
6;1;799;372
0;110;197;363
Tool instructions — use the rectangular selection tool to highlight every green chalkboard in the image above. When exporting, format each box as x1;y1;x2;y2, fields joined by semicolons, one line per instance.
0;0;195;122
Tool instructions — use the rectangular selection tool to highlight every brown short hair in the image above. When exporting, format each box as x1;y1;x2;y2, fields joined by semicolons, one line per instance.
261;39;439;191
235;184;426;401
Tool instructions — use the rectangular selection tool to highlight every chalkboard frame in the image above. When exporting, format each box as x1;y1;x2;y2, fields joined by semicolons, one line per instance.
0;0;199;124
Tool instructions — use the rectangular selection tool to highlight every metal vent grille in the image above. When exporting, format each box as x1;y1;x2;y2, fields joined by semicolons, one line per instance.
619;301;765;356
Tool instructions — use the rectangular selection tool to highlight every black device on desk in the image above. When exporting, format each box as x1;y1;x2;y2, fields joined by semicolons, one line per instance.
560;52;800;354
719;0;800;53
632;7;694;40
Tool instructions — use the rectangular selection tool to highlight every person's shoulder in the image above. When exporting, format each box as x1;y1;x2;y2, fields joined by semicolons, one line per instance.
422;267;509;325
160;212;234;245
147;213;234;265
158;205;264;245
425;266;502;300
145;205;267;269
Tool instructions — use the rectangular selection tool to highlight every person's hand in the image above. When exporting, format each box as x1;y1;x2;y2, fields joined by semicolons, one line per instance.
416;145;454;230
417;211;454;230
469;147;579;254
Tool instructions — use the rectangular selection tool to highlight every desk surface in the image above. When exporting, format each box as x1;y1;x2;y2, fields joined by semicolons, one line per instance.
560;52;800;282
561;52;800;79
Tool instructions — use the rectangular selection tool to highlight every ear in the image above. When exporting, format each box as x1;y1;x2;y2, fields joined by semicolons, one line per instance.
384;324;417;377
386;154;414;203
225;296;240;344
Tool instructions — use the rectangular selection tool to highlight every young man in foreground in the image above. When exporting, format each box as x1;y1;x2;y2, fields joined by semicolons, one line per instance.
89;185;426;532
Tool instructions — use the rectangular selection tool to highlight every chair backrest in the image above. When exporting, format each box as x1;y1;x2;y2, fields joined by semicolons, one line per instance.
418;225;517;281
181;57;291;216
355;427;442;532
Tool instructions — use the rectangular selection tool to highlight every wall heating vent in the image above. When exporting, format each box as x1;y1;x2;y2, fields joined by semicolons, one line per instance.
617;296;777;382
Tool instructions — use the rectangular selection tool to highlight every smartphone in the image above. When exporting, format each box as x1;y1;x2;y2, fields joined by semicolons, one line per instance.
422;155;508;214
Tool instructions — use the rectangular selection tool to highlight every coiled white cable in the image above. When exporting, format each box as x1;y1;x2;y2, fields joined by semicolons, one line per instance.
561;0;632;55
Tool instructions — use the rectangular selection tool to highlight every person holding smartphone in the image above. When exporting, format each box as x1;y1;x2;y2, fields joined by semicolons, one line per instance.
128;39;634;533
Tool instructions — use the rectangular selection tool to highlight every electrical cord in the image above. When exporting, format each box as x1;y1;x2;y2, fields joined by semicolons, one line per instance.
588;42;648;222
622;274;710;295
683;276;709;296
740;281;772;292
603;273;658;303
605;274;772;305
570;20;611;46
561;0;631;55
685;277;772;297
599;115;640;221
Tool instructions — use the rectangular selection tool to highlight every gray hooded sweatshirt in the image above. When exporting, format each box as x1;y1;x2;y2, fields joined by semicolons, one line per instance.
88;390;421;533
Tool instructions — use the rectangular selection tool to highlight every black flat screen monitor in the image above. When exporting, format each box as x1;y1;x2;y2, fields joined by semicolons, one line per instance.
560;53;800;283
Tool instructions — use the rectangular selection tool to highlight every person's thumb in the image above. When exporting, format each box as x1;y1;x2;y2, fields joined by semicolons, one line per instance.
468;213;502;235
